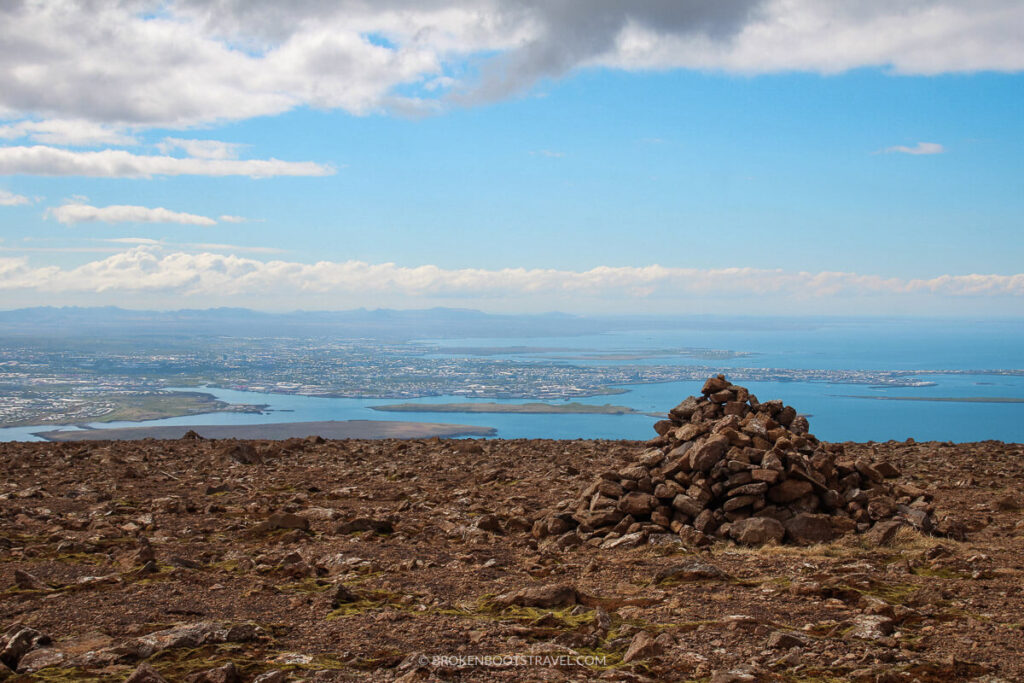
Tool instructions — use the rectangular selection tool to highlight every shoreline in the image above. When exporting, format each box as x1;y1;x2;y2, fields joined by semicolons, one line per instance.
32;419;498;442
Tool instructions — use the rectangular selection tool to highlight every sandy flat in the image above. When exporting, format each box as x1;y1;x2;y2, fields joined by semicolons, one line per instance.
33;419;496;441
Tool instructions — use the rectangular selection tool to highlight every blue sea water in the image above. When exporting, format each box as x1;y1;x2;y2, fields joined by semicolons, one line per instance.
3;317;1023;443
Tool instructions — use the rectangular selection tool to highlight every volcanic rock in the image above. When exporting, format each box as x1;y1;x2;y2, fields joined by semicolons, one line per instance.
558;376;934;546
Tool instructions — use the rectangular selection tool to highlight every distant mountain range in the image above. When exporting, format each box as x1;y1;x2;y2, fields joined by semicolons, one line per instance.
0;305;854;340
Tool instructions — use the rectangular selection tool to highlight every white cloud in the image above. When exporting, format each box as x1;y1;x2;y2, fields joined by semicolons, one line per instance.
104;238;164;246
0;1;1021;127
1;248;1021;305
47;203;218;226
880;142;945;155
0;119;137;146
158;138;246;160
0;146;333;178
218;215;249;223
0;189;30;206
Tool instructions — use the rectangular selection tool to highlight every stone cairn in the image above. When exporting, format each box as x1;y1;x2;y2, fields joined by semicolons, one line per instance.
536;375;935;547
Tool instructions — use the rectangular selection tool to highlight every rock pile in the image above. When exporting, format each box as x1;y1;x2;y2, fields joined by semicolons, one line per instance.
537;376;936;546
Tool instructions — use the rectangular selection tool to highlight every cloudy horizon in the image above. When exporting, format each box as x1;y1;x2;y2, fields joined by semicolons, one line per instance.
2;1;1023;315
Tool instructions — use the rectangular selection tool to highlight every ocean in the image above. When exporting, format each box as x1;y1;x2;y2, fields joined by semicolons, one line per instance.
3;317;1023;443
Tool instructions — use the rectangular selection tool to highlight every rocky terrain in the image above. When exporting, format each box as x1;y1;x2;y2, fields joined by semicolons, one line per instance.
2;415;1023;680
538;377;940;550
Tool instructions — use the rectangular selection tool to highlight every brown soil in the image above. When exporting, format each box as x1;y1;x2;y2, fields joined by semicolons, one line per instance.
1;436;1022;682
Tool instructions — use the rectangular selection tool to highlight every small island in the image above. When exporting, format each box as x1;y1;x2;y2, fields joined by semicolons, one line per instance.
370;401;654;415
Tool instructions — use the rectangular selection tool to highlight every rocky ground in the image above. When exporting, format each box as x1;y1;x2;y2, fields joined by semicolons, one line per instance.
1;435;1023;682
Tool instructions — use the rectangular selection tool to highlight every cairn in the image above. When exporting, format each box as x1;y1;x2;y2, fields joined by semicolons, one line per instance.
536;376;935;547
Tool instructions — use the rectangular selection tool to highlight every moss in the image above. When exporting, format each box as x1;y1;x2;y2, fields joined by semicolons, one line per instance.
911;566;965;579
277;577;333;594
20;667;110;681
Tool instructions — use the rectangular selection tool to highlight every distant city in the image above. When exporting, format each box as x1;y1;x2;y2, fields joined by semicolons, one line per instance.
3;314;1019;428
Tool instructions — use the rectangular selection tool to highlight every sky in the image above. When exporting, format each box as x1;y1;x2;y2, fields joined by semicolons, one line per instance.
0;0;1023;315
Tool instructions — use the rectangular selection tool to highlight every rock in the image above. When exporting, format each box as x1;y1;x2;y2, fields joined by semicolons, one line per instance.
15;647;67;673
1;627;40;670
601;531;646;549
541;377;936;548
690;434;730;472
622;631;663;663
671;494;703;518
766;630;806;649
767;480;813;504
252;672;288;683
125;662;170;683
874;461;900;478
251;512;310;534
702;375;731;395
332;584;360;607
335;517;393;534
728;517;785;546
471;514;504;534
995;494;1019;511
184;662;241;683
710;673;757;683
493;584;578;609
783;513;834;545
221;442;260;464
126;622;259;660
846;615;895;640
654;560;728;583
12;570;46;591
618;492;658;516
864;519;903;546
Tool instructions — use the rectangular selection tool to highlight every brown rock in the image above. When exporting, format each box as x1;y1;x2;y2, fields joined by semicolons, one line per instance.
729;517;785;546
184;662;241;683
655;560;728;583
671;494;704;518
766;630;806;649
690;434;730;472
750;468;780;484
702;375;731;395
332;584;360;607
783;513;834;545
863;519;903;546
674;423;707;441
618;492;658;517
846;615;895;641
335;517;393;534
13;569;47;591
727;482;768;497
768;479;813;504
622;631;663;663
125;662;170;683
1;627;40;670
471;514;504;534
493;584;578;609
723;495;757;512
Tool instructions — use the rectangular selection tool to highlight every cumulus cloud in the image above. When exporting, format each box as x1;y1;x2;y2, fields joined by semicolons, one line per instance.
0;146;333;178
0;248;1021;304
46;203;218;226
0;119;137;146
880;142;945;155
158;138;246;160
0;1;1021;127
0;189;30;206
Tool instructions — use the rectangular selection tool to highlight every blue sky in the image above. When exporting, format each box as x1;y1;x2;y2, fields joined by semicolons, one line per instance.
1;1;1023;315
